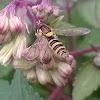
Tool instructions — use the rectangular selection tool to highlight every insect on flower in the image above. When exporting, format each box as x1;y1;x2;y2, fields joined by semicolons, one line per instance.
36;21;90;61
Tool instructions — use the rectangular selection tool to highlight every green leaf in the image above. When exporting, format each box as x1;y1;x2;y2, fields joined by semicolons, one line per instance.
31;84;50;100
56;21;74;29
8;70;43;100
0;0;11;10
0;80;10;100
71;7;93;28
86;97;100;100
75;29;100;50
74;55;91;75
0;70;43;100
49;15;74;29
49;16;64;28
63;85;72;97
73;61;100;100
77;0;100;28
0;65;13;79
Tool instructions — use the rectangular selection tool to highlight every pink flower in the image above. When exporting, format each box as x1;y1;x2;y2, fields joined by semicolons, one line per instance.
53;6;60;16
31;0;59;20
0;32;11;44
0;39;14;66
13;34;27;59
39;46;53;64
22;42;40;61
13;58;37;70
0;33;28;66
36;66;52;84
0;15;8;34
94;52;100;67
13;36;76;86
9;16;25;33
23;68;37;83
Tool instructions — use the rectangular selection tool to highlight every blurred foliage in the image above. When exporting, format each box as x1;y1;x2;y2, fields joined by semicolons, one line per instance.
0;0;10;9
73;61;100;100
30;83;50;100
0;0;100;100
77;0;100;28
0;65;13;79
0;70;43;100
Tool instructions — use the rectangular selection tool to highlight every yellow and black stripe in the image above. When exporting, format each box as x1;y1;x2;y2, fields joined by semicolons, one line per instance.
37;23;69;59
47;36;69;59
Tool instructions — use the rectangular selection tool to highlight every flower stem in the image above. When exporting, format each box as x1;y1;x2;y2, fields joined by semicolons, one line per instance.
48;86;64;100
70;45;100;57
14;0;42;7
46;84;72;100
27;9;38;31
66;1;74;51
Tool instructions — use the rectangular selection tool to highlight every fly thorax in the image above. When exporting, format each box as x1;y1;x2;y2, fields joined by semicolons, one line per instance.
45;32;53;37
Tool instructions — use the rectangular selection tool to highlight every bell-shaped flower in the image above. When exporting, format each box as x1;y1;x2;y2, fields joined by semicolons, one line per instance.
94;52;100;67
0;15;8;34
0;39;15;66
13;34;27;59
23;68;37;83
50;70;68;86
9;16;25;33
36;66;52;85
13;58;37;70
22;42;39;61
13;36;76;86
53;6;60;16
39;46;53;64
0;32;12;44
32;0;58;20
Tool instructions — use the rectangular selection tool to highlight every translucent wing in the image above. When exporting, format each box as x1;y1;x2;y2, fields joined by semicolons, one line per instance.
52;27;90;36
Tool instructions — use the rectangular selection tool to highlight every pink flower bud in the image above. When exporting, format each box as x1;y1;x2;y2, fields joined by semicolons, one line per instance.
0;40;14;66
42;59;57;70
13;34;27;59
58;62;72;77
23;68;37;83
37;5;43;12
22;43;39;60
67;55;74;65
40;47;52;64
50;71;68;86
70;59;77;69
0;15;8;34
36;67;51;85
45;6;53;15
13;58;37;70
40;16;48;22
9;16;24;33
36;11;46;19
53;6;60;16
0;32;12;44
94;52;100;67
32;6;38;14
67;55;76;68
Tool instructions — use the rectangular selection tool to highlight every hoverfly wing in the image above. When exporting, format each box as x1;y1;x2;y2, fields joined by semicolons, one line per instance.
53;27;90;36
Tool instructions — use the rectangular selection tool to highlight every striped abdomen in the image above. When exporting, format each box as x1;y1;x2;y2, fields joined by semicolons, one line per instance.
47;36;69;59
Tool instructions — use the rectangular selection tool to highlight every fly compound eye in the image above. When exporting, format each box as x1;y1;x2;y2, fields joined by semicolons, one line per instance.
38;29;43;36
39;29;43;33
